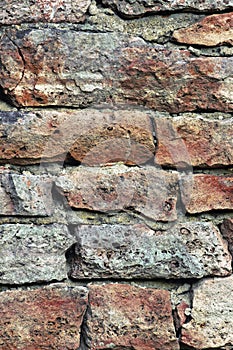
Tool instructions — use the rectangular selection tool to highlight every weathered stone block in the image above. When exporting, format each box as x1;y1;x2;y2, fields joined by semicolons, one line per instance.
221;218;233;256
0;284;88;349
0;107;154;165
67;222;232;279
173;12;233;47
181;276;233;349
0;27;232;112
87;283;179;350
182;174;233;213
0;170;53;216
0;224;75;284
102;0;233;17
0;0;91;24
155;114;233;168
55;165;179;221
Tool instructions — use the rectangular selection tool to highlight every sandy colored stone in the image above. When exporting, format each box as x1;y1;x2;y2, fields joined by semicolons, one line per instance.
0;224;75;284
155;114;233;168
67;222;232;279
87;283;179;350
0;0;91;24
173;12;233;47
221;218;233;256
0;107;154;165
0;27;232;113
0;169;53;216
0;284;88;349
102;0;233;17
181;276;233;349
55;165;179;221
182;174;233;213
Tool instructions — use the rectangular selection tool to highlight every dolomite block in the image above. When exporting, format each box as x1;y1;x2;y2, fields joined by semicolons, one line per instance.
0;284;88;350
0;27;232;113
67;222;232;279
0;170;53;216
182;174;233;213
87;284;179;350
0;0;91;24
102;0;233;17
55;165;179;221
0;108;154;165
173;12;233;47
155;114;233;168
181;276;233;349
0;224;75;284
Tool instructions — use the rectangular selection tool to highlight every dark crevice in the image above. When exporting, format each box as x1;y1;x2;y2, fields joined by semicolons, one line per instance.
0;85;15;107
78;294;92;349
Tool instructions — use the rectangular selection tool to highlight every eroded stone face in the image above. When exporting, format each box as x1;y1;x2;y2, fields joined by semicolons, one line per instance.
182;174;233;213
55;165;179;221
0;107;154;165
0;27;232;112
67;222;232;279
181;276;233;349
221;218;233;257
87;283;179;350
102;0;233;17
155;114;233;168
173;12;233;47
0;0;91;24
0;284;88;350
0;224;75;284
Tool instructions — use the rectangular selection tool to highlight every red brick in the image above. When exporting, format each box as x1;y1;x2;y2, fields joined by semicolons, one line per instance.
88;283;179;350
0;284;88;350
173;12;233;47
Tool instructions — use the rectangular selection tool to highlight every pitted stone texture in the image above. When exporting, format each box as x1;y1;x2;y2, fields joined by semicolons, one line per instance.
0;0;91;24
182;174;233;213
0;27;232;113
88;284;179;350
221;218;233;257
155;114;233;168
0;284;88;349
67;222;232;279
181;276;233;349
0;224;75;284
0;170;53;216
55;165;179;221
102;0;233;17
0;108;154;165
173;12;233;47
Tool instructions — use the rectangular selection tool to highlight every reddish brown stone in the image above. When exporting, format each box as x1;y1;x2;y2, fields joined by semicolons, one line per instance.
182;174;233;214
0;27;232;112
0;0;91;24
221;218;233;256
0;284;88;350
155;114;233;168
102;0;232;17
173;12;233;47
0;108;154;165
88;283;179;350
55;166;179;221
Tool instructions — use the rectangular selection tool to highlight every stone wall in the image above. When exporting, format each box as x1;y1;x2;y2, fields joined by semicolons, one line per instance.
0;1;232;349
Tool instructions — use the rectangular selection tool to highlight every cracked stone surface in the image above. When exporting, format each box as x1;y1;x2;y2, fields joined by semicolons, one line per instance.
67;222;232;279
0;169;53;216
0;27;232;112
173;12;233;47
155;113;233;168
87;283;179;350
0;107;154;165
0;284;88;349
0;224;75;284
182;174;233;213
0;0;91;24
181;276;233;349
102;0;233;17
55;165;179;221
